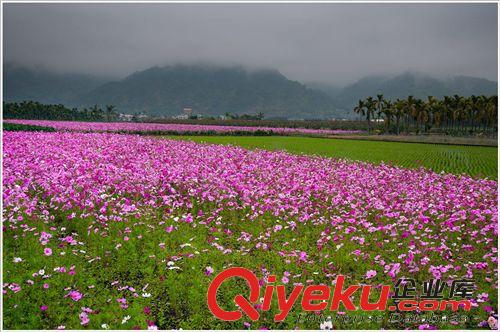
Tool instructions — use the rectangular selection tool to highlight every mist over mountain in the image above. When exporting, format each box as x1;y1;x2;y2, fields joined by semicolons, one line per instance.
311;72;497;109
75;65;342;119
3;63;108;105
3;64;497;119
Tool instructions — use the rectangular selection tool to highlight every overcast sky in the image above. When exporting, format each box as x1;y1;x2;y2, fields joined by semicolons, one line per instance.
3;3;498;85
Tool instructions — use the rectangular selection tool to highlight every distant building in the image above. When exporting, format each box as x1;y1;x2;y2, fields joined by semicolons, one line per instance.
172;114;189;120
173;107;195;120
119;113;134;122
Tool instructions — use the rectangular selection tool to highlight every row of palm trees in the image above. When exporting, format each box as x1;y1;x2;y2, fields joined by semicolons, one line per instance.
4;101;119;122
354;95;497;135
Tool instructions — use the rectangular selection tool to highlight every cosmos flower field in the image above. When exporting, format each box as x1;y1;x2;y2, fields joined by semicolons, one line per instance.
3;119;361;136
2;131;498;329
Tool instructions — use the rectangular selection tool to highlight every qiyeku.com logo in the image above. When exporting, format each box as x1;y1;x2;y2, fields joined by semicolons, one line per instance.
207;267;473;322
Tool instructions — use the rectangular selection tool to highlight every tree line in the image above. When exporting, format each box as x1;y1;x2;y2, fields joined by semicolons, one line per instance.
354;95;497;135
4;101;119;122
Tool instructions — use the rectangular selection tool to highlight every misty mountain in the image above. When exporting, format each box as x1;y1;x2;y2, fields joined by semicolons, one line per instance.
320;72;497;108
75;65;342;119
3;63;108;105
305;82;343;98
3;64;497;119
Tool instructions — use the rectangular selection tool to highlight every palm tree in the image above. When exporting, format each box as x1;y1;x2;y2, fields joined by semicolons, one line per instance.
354;100;366;121
364;97;376;133
393;99;405;135
351;94;497;136
403;96;417;133
105;105;117;122
375;94;385;126
382;100;393;133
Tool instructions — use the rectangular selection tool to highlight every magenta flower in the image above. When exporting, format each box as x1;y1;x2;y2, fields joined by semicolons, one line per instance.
44;248;52;256
67;290;83;302
79;312;90;326
2;130;497;330
205;266;214;276
4;119;361;136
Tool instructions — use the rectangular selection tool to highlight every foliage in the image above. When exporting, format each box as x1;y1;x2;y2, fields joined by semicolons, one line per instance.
3;101;119;122
354;95;498;136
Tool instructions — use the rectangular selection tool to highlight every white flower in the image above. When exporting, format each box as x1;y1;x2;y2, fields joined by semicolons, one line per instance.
121;315;131;324
320;317;333;330
142;293;151;298
38;269;45;276
101;323;109;329
13;257;22;263
148;325;158;330
168;266;181;270
167;261;175;267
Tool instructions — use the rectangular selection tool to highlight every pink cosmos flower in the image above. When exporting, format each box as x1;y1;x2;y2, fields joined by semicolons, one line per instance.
67;290;83;302
366;270;377;279
488;316;498;330
44;248;52;256
79;312;90;325
40;305;48;311
205;266;214;276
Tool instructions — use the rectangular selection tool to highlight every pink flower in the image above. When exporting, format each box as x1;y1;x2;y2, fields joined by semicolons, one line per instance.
40;305;48;311
366;270;377;279
165;225;174;233
67;290;83;302
418;324;436;330
44;248;52;256
117;297;128;309
43;283;49;289
205;266;214;276
79;312;89;325
488;316;498;330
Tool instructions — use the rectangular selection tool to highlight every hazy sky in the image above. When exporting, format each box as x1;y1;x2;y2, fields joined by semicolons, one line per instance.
3;3;498;85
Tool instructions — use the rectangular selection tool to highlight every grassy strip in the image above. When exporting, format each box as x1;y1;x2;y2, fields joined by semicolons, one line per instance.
3;122;56;132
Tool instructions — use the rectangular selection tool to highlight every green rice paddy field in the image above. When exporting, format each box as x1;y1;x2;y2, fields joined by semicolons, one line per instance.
169;136;498;179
